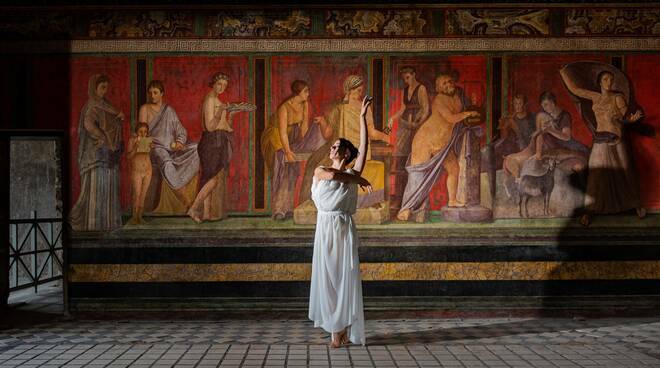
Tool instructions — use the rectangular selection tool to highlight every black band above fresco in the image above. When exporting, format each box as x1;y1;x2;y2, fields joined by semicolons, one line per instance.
68;280;660;299
68;243;660;264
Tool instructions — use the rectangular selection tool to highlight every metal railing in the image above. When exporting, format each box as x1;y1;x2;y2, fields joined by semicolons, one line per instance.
8;211;63;292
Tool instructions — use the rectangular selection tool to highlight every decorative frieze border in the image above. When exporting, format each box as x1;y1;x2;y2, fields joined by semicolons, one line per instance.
1;6;658;39
2;37;660;54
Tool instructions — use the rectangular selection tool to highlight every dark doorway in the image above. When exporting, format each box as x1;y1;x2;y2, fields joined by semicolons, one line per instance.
2;132;66;317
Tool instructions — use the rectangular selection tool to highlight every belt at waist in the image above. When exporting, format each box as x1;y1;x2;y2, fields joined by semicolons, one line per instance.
317;209;351;216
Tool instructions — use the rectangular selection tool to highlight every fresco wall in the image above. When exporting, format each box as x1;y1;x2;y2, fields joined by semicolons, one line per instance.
1;5;648;231
53;51;660;230
3;4;660;308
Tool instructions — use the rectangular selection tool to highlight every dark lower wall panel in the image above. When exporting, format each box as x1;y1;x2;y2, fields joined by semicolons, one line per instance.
69;243;660;264
68;280;660;299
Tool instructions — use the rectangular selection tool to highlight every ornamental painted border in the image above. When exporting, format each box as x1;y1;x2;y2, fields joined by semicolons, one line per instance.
2;37;660;54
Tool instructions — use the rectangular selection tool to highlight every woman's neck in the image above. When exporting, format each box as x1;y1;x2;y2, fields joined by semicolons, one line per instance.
513;111;527;119
331;159;344;170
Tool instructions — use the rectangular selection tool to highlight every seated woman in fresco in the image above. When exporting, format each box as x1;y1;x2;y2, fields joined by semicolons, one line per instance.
299;75;390;209
560;63;646;226
70;74;125;231
140;80;199;214
261;80;325;220
503;91;589;179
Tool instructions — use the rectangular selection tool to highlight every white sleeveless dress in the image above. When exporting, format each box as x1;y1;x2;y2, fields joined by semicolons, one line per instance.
308;169;366;345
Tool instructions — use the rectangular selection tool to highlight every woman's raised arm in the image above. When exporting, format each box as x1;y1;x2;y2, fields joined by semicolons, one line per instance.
353;96;371;174
559;66;599;101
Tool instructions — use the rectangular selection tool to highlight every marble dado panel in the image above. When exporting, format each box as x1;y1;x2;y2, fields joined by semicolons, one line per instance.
2;38;660;54
69;261;660;283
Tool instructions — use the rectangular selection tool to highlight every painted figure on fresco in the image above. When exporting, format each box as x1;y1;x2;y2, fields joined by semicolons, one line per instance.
261;80;325;220
560;63;647;226
188;73;237;223
139;80;199;213
309;96;372;349
386;66;430;155
70;74;125;231
299;75;390;208
396;73;481;222
489;94;536;170
503;91;588;179
386;66;430;211
126;122;153;225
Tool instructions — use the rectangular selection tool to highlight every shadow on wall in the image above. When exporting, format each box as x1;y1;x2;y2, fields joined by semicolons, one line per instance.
543;165;657;315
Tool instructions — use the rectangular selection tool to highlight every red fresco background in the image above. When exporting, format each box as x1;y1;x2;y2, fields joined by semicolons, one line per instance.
69;57;132;209
388;56;487;210
61;54;660;216
270;55;367;207
152;56;250;212
626;55;660;209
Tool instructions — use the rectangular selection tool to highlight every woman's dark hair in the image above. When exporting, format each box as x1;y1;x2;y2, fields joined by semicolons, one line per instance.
148;80;165;94
95;74;109;88
134;122;149;133
539;91;556;104
209;72;229;87
512;93;527;104
291;80;308;96
400;66;415;75
338;138;359;164
597;71;614;86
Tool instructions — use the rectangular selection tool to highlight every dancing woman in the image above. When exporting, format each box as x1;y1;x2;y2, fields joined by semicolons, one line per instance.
308;96;373;348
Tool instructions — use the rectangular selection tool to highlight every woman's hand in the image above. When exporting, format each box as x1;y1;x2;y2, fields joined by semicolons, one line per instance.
94;136;107;149
285;150;296;162
361;95;373;117
116;111;125;121
628;109;644;122
313;116;326;125
357;176;372;193
214;104;228;119
384;117;394;134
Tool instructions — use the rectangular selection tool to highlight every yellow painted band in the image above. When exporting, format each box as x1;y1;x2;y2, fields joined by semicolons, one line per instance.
68;261;660;282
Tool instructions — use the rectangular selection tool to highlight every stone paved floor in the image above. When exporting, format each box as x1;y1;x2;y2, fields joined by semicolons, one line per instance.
1;318;660;367
3;286;660;367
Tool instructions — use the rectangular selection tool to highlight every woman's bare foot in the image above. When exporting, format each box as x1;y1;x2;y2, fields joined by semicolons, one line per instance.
187;208;202;224
447;200;465;208
579;213;591;227
340;329;350;346
637;207;647;219
397;209;411;221
329;331;344;349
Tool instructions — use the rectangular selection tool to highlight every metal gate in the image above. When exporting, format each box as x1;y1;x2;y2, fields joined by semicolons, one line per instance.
9;212;63;292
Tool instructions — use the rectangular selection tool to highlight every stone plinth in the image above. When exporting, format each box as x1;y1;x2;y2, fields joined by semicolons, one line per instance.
441;205;493;223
